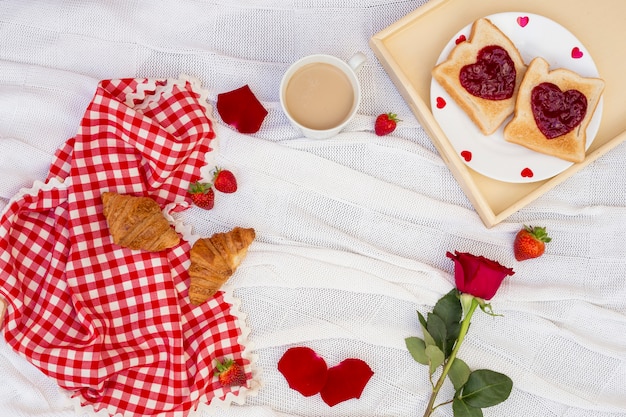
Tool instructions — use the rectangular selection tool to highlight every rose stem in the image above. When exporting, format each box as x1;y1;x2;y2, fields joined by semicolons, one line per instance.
422;296;480;417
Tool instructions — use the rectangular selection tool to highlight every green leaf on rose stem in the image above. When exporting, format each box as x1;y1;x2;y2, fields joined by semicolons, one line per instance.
461;369;513;408
405;337;429;365
432;289;462;357
433;289;462;328
417;312;438;348
417;311;428;329
426;312;447;352
425;345;444;375
444;322;461;358
448;357;471;391
452;397;483;417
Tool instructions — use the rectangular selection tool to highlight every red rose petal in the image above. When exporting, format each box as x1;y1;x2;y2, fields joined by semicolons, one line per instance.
278;347;328;397
320;358;374;407
216;84;268;133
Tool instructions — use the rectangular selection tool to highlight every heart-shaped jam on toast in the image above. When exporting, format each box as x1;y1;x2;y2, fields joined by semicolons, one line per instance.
531;82;587;139
459;45;517;100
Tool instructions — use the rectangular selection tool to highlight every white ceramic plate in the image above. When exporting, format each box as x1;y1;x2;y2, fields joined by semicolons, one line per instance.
430;12;603;183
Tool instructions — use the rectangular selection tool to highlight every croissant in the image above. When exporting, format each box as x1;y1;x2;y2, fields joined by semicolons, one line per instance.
188;227;256;305
101;192;180;252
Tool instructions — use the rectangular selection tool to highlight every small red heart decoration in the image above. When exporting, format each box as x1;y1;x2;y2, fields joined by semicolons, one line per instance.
521;168;534;178
517;16;529;27
436;97;446;109
455;34;466;44
460;150;472;162
571;47;583;59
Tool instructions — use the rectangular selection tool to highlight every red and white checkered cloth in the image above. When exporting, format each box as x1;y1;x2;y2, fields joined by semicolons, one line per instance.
0;76;254;417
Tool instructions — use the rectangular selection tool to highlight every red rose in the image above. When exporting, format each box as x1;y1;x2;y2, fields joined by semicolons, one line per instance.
446;251;515;300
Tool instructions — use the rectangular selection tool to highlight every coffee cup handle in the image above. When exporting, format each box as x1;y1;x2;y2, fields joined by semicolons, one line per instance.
347;52;367;72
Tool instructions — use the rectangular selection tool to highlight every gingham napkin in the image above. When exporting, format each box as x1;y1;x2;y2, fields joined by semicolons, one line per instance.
0;76;256;417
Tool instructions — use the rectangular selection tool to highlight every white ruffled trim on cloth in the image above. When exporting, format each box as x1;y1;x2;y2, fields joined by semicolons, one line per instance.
0;176;69;223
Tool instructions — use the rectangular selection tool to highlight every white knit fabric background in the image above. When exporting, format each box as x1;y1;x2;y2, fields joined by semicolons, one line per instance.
1;1;625;417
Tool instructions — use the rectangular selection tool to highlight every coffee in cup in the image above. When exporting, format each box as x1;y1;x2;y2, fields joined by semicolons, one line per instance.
280;53;366;139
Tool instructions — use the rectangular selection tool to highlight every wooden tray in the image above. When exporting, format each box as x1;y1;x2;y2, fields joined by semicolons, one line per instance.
370;0;626;227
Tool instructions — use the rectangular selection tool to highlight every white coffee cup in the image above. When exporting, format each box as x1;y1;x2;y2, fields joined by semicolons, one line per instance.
280;52;366;139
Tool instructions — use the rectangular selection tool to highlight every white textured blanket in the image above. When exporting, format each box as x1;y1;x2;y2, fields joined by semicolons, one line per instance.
0;1;624;417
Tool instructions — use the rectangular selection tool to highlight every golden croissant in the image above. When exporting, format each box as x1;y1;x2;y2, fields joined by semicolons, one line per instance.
188;227;256;305
101;192;180;252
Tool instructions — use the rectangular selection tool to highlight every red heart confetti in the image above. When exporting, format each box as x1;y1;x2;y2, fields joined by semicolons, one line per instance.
461;150;472;162
571;47;583;59
455;34;466;44
521;168;534;178
320;358;374;407
517;16;529;27
436;97;446;109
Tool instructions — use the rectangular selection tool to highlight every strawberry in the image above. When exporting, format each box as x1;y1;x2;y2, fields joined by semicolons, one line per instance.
513;225;551;261
374;113;400;136
212;168;238;193
188;181;215;210
215;358;246;387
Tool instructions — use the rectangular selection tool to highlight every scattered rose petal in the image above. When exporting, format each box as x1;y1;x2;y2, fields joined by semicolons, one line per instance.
216;84;268;133
278;347;328;397
320;358;374;407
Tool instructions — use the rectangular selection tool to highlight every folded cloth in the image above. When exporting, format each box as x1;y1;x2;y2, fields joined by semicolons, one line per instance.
0;76;256;417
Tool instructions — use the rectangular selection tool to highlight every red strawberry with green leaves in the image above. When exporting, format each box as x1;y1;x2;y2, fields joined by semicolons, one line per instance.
374;113;400;136
188;181;215;210
513;225;551;261
215;358;246;387
213;167;238;193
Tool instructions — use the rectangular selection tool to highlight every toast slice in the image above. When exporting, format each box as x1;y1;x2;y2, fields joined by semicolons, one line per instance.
503;57;605;163
432;18;527;135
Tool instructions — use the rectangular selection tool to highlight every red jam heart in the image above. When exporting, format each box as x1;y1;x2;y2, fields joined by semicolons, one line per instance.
436;97;446;109
531;82;587;139
521;167;534;178
460;150;472;162
459;45;517;100
455;34;467;44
